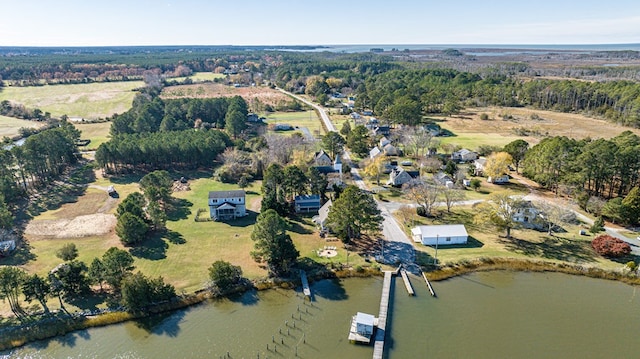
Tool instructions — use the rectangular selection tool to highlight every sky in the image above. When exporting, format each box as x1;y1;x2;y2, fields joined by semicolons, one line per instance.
1;0;639;46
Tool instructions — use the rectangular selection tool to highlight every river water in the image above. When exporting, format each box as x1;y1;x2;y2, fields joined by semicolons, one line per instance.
3;271;639;358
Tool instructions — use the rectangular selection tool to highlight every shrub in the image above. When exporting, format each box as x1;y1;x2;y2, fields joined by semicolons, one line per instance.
591;234;631;257
589;217;605;233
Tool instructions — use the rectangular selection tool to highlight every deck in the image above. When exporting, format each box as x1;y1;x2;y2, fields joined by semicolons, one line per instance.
373;271;393;359
300;270;311;297
400;269;414;296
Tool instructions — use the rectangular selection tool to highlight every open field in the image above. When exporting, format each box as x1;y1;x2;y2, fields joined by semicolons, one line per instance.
73;121;111;150
435;106;640;148
263;110;325;138
161;83;295;109
0;81;143;119
0;115;44;138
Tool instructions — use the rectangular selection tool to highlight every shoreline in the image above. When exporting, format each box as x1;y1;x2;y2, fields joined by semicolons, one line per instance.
1;259;637;352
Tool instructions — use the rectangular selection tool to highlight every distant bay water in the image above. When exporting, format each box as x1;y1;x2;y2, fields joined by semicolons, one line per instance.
272;43;640;54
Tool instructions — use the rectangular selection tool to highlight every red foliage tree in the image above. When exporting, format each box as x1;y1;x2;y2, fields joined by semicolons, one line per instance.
591;234;631;257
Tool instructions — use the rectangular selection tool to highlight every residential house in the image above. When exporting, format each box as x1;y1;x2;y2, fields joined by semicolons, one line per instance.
312;199;332;231
474;158;487;176
362;110;373;116
273;123;294;131
247;113;260;122
373;126;390;136
379;137;391;148
387;167;419;187
314;150;333;166
512;201;540;227
425;123;442;136
452;149;478;163
313;150;342;175
350;112;361;120
365;117;379;130
488;174;510;184
382;143;400;156
411;225;468;245
208;190;247;221
433;172;455;188
369;146;382;159
294;194;322;213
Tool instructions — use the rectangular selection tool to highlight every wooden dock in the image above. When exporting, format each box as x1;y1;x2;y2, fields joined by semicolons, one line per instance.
421;271;436;297
300;270;311;298
373;271;393;359
400;269;415;296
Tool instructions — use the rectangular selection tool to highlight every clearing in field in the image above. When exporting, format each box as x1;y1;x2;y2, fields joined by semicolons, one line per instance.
0;81;143;119
161;83;294;108
0;115;45;138
73;121;112;150
436;107;640;148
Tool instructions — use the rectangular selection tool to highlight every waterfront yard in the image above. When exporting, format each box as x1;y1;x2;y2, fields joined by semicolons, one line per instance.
399;205;623;271
0;81;143;119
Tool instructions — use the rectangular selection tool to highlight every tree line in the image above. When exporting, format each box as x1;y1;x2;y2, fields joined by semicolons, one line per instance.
520;132;640;225
95;130;231;173
109;93;248;136
354;68;640;127
0;121;80;212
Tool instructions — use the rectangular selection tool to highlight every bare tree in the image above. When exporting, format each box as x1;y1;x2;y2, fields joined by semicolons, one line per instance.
440;187;466;212
403;178;441;216
534;200;577;235
263;134;305;166
401;127;434;158
473;192;524;239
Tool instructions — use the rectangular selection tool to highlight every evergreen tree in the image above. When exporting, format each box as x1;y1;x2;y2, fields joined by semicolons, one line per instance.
116;212;149;245
250;210;299;276
326;185;382;243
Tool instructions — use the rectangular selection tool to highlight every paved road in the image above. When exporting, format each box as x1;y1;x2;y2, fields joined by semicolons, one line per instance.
277;89;336;132
279;88;417;269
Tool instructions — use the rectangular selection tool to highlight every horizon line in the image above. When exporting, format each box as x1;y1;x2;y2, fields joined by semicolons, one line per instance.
0;42;639;49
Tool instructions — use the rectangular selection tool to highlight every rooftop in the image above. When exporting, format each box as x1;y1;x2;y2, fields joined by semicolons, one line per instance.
209;190;245;199
411;224;468;238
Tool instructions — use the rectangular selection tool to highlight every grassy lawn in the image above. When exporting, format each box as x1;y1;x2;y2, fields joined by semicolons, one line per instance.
397;206;623;271
73;121;112;150
263;110;325;138
0;81;143;119
0;115;45;138
438;132;523;149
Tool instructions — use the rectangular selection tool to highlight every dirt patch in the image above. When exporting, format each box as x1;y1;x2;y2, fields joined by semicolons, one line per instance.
161;84;293;107
25;213;116;239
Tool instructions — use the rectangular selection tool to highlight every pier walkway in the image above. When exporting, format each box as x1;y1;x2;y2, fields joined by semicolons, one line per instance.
373;271;394;359
300;270;311;298
400;268;415;296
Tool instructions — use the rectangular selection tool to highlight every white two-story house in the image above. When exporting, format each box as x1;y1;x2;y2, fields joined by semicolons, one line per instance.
208;190;247;221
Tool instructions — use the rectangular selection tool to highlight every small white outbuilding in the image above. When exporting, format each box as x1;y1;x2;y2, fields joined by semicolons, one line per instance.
411;225;468;245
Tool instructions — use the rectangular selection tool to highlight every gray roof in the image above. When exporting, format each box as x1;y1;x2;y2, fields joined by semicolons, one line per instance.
315;199;332;224
209;190;245;199
411;224;468;238
295;194;321;203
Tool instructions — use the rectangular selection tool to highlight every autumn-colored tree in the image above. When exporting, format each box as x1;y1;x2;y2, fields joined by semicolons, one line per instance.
484;152;513;179
363;156;387;186
591;234;631;257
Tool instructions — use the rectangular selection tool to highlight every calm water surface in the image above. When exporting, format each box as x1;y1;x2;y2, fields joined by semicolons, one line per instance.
3;272;640;358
